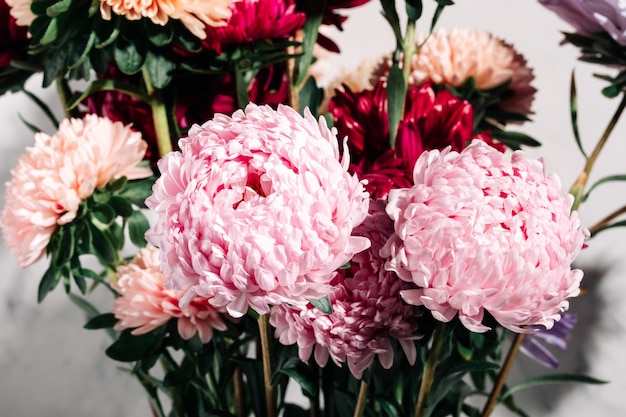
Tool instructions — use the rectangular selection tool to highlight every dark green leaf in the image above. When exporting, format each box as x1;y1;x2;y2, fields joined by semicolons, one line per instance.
569;71;586;158
295;0;326;86
128;210;150;248
278;366;318;398
92;204;116;226
38;266;61;302
309;295;332;314
298;76;323;116
20;87;60;127
405;0;423;22
145;50;174;89
387;64;405;148
114;40;146;75
380;0;402;47
591;219;626;236
40;17;59;45
105;329;161;362
117;177;155;207
46;0;73;16
584;174;626;201
109;196;134;217
18;114;44;134
501;373;607;400
84;313;118;330
67;79;149;109
89;222;117;265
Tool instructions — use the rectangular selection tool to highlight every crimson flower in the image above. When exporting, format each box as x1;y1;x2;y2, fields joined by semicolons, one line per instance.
0;0;28;67
202;0;305;53
329;81;500;198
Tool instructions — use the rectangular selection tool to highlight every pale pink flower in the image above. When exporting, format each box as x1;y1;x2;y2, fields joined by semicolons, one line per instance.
400;28;536;117
1;115;152;267
145;103;370;318
270;200;420;379
382;141;587;333
5;0;35;27
112;246;227;342
99;0;232;40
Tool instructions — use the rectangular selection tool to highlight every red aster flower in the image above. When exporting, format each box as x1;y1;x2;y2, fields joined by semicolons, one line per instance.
0;0;29;67
202;0;305;54
329;81;500;198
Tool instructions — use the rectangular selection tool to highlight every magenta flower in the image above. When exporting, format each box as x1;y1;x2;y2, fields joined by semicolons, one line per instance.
112;247;228;343
382;141;588;333
0;115;152;267
145;104;370;318
270;200;420;379
201;0;305;54
539;0;626;46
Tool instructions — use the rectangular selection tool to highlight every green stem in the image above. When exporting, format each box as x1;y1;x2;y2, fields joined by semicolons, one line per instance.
414;323;447;417
352;378;369;417
402;20;416;86
55;77;80;119
570;92;626;210
588;204;626;235
258;314;276;417
233;366;246;417
480;332;525;417
142;67;173;157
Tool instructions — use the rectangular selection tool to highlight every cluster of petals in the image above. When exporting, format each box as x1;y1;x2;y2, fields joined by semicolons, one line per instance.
99;0;232;40
382;141;588;333
5;0;34;27
539;0;626;46
0;0;29;67
520;312;577;368
145;103;370;318
201;0;305;54
404;28;537;117
0;115;152;267
112;246;228;343
271;200;420;379
329;81;498;198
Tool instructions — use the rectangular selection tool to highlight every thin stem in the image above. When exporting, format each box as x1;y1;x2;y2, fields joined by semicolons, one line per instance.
55;77;80;119
352;378;369;417
402;20;416;86
309;360;320;417
570;92;626;210
480;332;525;417
588;204;626;235
258;314;276;417
142;67;173;157
234;366;246;417
287;34;301;113
414;323;447;417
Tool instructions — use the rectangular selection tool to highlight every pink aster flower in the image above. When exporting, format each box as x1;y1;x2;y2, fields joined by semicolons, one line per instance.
99;0;232;40
5;0;34;27
1;115;152;267
382;141;588;333
145;103;370;318
112;246;228;343
270;200;420;379
201;0;305;54
406;28;536;117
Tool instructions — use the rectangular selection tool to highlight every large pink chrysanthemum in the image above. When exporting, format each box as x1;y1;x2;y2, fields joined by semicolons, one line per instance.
407;28;536;117
382;141;587;333
271;200;420;379
112;246;228;343
201;0;305;54
99;0;232;40
145;103;370;318
0;115;152;267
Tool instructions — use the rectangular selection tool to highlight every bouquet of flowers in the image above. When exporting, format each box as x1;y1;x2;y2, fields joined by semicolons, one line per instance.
1;0;624;416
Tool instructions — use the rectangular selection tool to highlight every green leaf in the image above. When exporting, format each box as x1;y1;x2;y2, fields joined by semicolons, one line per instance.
40;17;59;45
584;174;626;201
277;363;318;398
109;196;134;218
117;177;155;207
387;64;405;148
309;295;332;314
145;50;175;89
295;0;326;86
590;219;626;236
84;313;118;330
431;1;454;32
46;0;73;16
569;71;586;158
18;114;45;134
128;210;150;248
67;79;149;110
38;266;61;302
88;222;117;265
501;373;607;401
21;87;60;127
491;129;541;149
405;0;423;22
298;76;323;116
114;40;147;75
380;0;403;47
92;204;116;226
105;329;161;362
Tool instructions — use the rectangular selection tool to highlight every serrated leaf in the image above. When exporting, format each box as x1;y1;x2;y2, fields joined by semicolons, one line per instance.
309;295;332;314
128;210;150;248
501;373;607;400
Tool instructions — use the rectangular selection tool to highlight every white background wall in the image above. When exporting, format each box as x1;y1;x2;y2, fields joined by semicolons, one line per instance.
1;1;626;416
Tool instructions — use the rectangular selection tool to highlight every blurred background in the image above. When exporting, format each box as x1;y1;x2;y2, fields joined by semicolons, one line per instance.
1;1;625;415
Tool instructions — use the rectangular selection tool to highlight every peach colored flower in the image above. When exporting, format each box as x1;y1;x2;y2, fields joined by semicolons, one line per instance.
145;103;370;318
99;0;233;40
1;115;152;267
5;0;35;27
408;28;536;116
382;141;588;333
113;247;228;343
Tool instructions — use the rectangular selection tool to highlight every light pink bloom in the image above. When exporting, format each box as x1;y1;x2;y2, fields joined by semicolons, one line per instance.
5;0;35;27
1;115;152;267
146;103;370;318
270;200;420;379
382;141;587;333
113;246;227;342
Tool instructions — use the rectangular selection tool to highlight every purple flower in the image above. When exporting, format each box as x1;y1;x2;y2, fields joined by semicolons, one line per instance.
539;0;626;46
520;313;578;368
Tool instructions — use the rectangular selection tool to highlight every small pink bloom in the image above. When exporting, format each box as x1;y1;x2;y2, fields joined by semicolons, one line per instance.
382;141;587;333
146;104;370;317
1;115;152;267
270;200;420;379
113;247;227;343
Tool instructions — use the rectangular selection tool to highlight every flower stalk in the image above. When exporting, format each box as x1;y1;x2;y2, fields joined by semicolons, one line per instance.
142;66;173;157
258;314;276;417
414;322;447;417
353;378;369;417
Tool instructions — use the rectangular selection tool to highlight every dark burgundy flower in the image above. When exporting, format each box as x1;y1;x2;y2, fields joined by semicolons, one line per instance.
329;81;500;198
202;0;305;53
0;0;29;67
